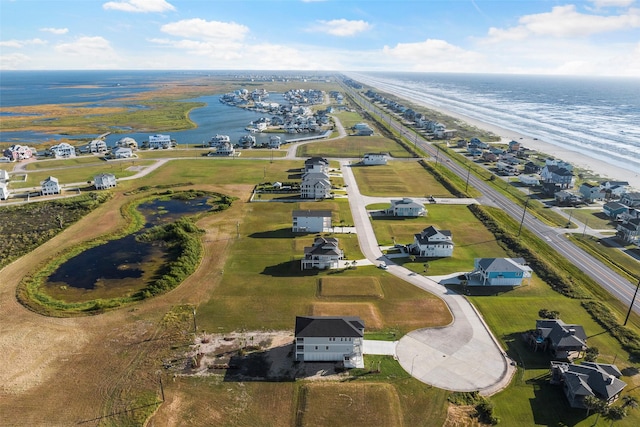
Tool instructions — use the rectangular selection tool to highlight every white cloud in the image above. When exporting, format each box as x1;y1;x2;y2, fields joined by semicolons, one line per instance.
0;53;31;70
382;39;486;72
55;36;119;61
103;0;175;13
160;19;249;41
590;0;636;7
40;27;69;35
309;19;372;36
0;38;47;48
484;5;640;43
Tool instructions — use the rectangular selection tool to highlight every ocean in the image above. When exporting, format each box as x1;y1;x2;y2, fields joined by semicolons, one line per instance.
345;71;640;178
2;70;640;177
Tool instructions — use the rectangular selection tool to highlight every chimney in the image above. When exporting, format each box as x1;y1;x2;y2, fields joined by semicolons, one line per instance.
569;328;576;335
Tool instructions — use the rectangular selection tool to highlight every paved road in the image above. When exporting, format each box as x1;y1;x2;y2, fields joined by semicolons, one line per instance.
344;85;640;315
341;160;515;394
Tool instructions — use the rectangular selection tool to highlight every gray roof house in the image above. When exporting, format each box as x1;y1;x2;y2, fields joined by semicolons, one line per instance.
620;192;640;208
301;237;344;270
294;316;364;368
534;319;587;360
471;258;533;286
386;198;426;217
409;226;453;258
550;361;626;409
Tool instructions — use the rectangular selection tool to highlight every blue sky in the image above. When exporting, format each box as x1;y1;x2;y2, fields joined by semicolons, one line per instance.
1;0;639;75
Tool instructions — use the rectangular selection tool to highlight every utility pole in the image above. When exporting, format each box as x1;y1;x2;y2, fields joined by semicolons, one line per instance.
517;198;530;237
624;278;640;326
192;307;197;334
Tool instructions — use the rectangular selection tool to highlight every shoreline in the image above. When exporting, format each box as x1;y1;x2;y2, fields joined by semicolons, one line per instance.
389;92;639;191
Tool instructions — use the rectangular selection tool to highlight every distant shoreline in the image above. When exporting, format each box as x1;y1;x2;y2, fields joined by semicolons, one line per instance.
391;93;639;190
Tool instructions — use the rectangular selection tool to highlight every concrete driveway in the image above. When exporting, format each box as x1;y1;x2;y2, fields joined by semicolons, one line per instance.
341;160;515;395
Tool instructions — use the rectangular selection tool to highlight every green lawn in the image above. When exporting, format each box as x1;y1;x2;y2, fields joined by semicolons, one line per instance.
351;160;453;197
24;156;110;170
11;164;140;188
298;135;414;159
563;207;616;230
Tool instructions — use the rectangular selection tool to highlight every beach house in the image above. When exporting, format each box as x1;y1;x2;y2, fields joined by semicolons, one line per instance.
550;361;626;409
532;319;588;360
3;144;34;161
112;146;133;159
94;173;116;190
304;157;330;174
300;172;332;199
386;198;426;217
148;134;172;149
292;210;332;233
49;142;76;158
471;258;532;286
409;226;454;257
362;153;388;165
41;176;61;196
0;182;9;200
294;316;365;368
301;237;343;270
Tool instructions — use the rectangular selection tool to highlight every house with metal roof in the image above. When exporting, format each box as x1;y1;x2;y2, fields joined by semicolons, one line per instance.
294;316;364;368
471;257;532;286
386;198;426;217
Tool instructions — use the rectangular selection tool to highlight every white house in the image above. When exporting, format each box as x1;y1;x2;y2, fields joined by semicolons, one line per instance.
85;139;108;154
386;198;426;217
215;142;236;156
409;226;453;257
292;210;332;233
519;174;540;186
115;137;138;150
304;157;330;174
209;134;230;147
41;176;61;196
148;134;172;149
300;172;332;199
301;237;343;270
268;135;281;149
471;257;533;286
0;182;9;200
362;152;388;165
49;142;76;158
94;173;116;190
112;146;133;159
294;316;365;368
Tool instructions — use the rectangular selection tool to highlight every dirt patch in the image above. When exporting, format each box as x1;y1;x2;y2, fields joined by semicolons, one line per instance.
443;404;491;427
311;301;384;330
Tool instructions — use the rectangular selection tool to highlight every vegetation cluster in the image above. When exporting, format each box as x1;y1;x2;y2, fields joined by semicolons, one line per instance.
0;192;112;270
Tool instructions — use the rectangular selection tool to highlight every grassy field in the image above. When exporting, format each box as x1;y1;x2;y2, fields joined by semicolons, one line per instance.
351;160;453;197
11;163;141;188
370;204;507;275
563;207;617;230
298;134;415;159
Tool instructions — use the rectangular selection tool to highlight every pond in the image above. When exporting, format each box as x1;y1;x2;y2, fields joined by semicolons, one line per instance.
42;195;213;302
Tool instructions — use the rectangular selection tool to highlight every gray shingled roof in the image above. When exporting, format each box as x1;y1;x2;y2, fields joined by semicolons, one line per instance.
295;316;364;338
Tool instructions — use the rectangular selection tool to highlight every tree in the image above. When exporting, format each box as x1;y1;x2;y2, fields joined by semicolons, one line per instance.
585;347;599;362
606;405;627;426
584;395;605;418
622;395;639;411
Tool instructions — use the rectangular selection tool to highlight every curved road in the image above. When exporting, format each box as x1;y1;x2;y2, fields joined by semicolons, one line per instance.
341;160;515;394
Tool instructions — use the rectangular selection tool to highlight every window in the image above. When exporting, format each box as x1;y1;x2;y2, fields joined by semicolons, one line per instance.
315;346;318;350
326;346;329;350
296;345;304;351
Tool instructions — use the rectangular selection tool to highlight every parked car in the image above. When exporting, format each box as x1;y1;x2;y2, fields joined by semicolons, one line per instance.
378;263;388;270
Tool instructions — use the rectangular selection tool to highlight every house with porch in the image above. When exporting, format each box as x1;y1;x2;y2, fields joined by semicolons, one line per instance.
617;218;640;245
3;144;34;161
550;361;626;409
603;202;628;220
409;226;453;257
94;173;116;190
532;319;587;360
0;182;9;200
300;172;331;199
601;181;629;198
215;142;236;156
579;182;606;202
148;134;172;149
304;157;330;174
49;142;76;158
301;237;344;270
620;192;640;208
41;176;61;196
362;152;388;165
292;210;332;233
386;198;426;217
471;257;532;286
84;139;108;154
115;137;138;150
541;165;574;189
111;146;133;159
294;316;365;369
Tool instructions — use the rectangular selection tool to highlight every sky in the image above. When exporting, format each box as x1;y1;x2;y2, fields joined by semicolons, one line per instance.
1;0;639;76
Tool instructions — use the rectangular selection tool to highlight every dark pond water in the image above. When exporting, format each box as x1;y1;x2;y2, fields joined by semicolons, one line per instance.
44;195;212;296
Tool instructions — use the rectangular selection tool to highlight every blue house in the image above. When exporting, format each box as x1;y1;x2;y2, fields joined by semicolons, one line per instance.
470;257;533;286
603;202;627;219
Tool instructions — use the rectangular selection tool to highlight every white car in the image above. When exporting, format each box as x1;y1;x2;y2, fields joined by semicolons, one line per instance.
378;263;388;270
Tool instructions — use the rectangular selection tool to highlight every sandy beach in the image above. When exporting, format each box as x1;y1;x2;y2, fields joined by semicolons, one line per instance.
400;96;639;190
